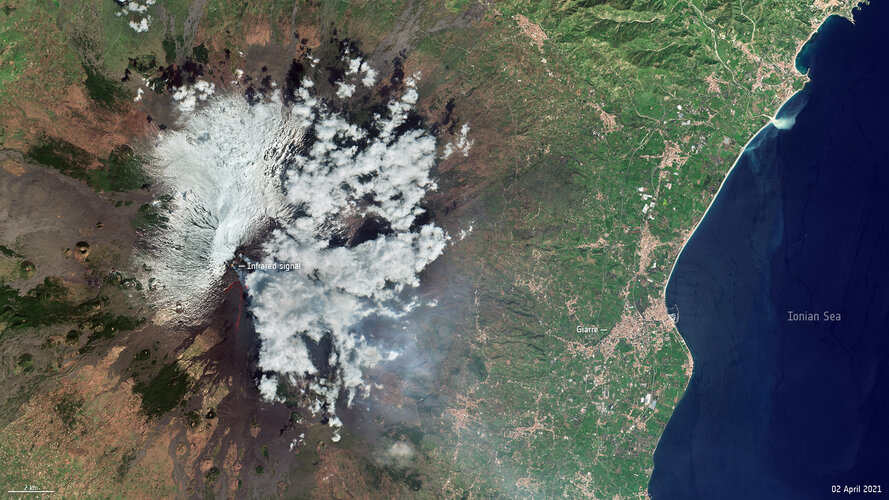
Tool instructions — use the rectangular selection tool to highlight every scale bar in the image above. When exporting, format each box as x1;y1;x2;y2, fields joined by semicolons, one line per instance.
7;491;54;494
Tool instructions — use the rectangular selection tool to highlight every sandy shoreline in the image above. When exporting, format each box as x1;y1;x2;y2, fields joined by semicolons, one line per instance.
660;9;855;323
654;10;860;406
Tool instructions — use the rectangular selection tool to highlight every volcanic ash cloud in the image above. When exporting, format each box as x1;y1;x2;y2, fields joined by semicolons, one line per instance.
144;75;448;419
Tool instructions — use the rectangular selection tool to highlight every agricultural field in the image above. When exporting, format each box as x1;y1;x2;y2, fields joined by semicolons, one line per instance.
0;0;855;497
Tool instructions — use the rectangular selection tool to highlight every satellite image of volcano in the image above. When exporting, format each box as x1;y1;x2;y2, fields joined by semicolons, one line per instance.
0;1;883;499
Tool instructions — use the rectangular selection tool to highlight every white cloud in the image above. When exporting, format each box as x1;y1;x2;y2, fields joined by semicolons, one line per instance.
126;1;148;13
123;1;153;32
128;17;150;33
170;79;216;113
362;67;378;88
340;56;379;89
441;122;474;159
258;375;280;401
143;76;448;428
346;57;363;76
335;81;356;98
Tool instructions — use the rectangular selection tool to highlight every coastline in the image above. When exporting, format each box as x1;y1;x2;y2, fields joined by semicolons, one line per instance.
659;8;857;367
649;3;881;496
662;1;862;298
648;11;859;490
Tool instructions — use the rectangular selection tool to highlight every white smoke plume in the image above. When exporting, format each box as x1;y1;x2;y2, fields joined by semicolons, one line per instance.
143;69;449;422
381;441;416;468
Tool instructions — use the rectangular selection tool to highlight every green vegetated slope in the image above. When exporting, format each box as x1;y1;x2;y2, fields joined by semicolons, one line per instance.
406;0;855;497
0;1;152;191
0;0;859;497
0;247;152;492
0;259;145;409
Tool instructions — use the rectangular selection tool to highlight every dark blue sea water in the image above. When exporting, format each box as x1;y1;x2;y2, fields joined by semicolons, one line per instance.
649;3;889;499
